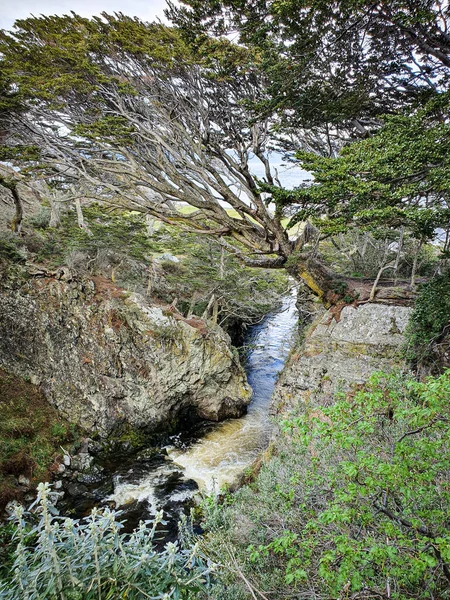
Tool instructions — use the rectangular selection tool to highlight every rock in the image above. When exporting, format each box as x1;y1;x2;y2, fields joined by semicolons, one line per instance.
54;480;63;490
159;253;180;263
18;475;30;486
272;303;412;413
0;270;251;436
71;453;94;472
77;472;104;485
5;500;22;516
63;455;71;467
56;463;66;474
67;483;89;497
48;492;62;506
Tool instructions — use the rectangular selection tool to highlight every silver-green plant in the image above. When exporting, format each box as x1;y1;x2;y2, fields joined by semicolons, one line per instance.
0;482;212;600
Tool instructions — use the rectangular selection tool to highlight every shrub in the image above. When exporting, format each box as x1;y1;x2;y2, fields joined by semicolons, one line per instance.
0;483;212;599
202;371;450;600
0;234;25;263
27;207;51;229
404;270;450;372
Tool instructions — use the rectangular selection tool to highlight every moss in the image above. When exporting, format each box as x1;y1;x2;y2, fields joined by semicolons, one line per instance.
106;423;148;451
0;369;81;512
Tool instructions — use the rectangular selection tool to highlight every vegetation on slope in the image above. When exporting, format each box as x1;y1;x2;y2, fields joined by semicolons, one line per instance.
0;369;78;512
405;271;450;373
200;371;450;600
16;203;289;338
0;370;80;580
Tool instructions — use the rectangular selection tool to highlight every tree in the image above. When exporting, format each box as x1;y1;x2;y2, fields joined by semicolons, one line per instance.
168;0;450;148
0;14;294;267
0;62;39;232
271;98;450;248
0;12;446;304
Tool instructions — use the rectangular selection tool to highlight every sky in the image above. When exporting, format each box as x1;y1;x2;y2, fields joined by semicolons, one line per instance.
0;0;169;29
0;0;311;188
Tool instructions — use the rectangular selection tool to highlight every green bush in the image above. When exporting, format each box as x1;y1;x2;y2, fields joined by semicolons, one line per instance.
0;234;25;263
202;371;450;600
0;483;212;599
27;207;51;229
404;270;450;371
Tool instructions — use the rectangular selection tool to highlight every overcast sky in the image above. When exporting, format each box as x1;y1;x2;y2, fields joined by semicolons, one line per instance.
0;0;170;30
0;0;310;186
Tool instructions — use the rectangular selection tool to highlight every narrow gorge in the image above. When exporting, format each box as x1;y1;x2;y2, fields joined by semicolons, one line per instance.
1;5;450;597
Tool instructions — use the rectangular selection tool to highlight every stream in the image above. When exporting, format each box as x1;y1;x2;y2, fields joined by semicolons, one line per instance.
61;287;299;537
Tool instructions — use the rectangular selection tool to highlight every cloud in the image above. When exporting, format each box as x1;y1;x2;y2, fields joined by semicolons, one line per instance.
0;0;171;29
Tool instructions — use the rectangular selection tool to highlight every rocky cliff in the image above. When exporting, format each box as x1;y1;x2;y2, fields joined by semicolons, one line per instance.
272;302;412;414
0;266;251;436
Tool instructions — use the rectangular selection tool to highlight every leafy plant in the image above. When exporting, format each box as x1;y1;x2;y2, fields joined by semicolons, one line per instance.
202;371;450;599
404;270;450;372
0;482;212;599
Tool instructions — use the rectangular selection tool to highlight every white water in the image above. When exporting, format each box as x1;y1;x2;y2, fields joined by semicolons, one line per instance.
109;286;298;510
168;286;299;492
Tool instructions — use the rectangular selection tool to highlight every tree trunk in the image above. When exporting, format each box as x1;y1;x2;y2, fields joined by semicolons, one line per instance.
410;239;423;287
75;198;86;229
289;253;417;306
10;184;23;233
48;193;61;228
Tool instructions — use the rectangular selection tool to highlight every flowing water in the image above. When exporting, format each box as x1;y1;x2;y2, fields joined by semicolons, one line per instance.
167;287;299;492
62;287;298;535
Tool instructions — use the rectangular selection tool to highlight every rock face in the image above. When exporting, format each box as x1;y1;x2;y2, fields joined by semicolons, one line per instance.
0;268;251;436
272;302;412;413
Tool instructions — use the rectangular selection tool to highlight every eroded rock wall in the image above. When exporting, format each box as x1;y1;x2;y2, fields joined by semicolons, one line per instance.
272;303;412;413
0;268;251;436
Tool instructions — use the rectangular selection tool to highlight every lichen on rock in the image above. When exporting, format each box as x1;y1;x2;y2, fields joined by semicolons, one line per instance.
272;302;412;414
0;267;251;437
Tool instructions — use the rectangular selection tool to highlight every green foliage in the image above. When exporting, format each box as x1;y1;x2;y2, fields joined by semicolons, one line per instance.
202;371;450;599
170;1;450;133
26;204;288;332
31;205;154;265
0;369;78;511
0;234;26;263
278;105;450;248
73;116;135;145
0;15;188;101
0;522;16;581
27;206;51;229
404;271;450;371
0;483;212;599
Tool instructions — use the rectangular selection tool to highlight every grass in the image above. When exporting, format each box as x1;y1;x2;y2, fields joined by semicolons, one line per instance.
0;369;79;511
175;203;302;233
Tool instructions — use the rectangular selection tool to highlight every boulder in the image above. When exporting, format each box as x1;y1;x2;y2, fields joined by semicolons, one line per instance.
0;269;251;436
272;303;412;413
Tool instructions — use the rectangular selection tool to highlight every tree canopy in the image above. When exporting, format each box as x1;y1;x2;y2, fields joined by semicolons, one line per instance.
270;100;450;245
169;0;450;145
1;5;449;301
0;14;293;267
